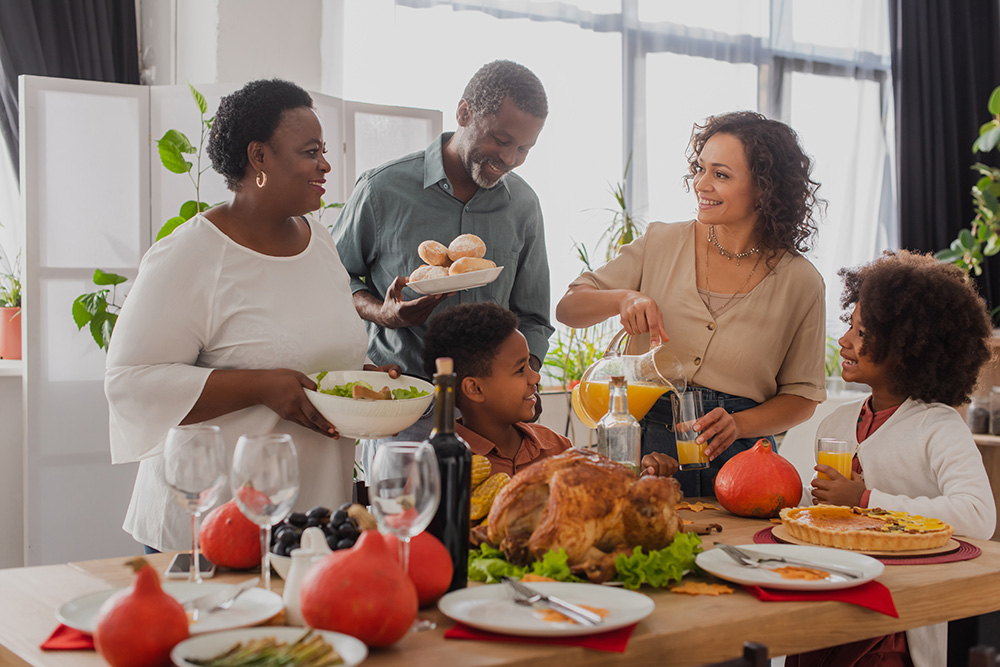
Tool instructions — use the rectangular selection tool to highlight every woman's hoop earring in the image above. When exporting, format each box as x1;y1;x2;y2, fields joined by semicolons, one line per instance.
256;171;267;188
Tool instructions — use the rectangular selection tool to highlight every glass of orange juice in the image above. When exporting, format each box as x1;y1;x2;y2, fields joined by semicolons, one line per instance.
671;391;708;471
815;438;853;480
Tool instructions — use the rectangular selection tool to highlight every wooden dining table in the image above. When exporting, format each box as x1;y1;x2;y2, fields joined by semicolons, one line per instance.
2;502;999;667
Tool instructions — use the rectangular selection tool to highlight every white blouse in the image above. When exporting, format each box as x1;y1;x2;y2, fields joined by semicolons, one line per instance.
106;215;369;551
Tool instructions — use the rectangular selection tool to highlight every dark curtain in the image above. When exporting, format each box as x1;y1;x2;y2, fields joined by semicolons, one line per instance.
890;0;1000;309
0;0;140;180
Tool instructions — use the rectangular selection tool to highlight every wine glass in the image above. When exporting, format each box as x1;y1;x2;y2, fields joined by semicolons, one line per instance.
163;425;227;588
230;433;300;592
369;442;441;631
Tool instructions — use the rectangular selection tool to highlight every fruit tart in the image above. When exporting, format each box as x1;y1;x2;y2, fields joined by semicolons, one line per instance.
779;505;954;551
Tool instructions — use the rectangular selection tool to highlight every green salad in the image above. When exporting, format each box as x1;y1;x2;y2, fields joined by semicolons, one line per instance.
468;532;702;590
315;372;429;400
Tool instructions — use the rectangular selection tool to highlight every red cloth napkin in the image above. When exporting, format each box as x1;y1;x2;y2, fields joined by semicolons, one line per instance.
444;621;637;652
743;580;898;617
40;624;95;650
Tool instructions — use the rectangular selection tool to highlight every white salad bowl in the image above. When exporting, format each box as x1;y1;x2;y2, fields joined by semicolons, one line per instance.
304;370;434;440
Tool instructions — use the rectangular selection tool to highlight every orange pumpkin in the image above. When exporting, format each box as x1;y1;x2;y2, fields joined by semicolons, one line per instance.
383;530;453;607
199;499;261;570
94;558;189;667
714;438;802;518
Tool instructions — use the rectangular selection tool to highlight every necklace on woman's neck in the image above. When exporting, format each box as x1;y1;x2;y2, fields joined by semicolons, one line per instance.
708;225;759;266
705;235;762;319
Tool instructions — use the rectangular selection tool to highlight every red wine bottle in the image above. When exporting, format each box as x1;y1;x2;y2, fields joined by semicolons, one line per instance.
425;357;472;592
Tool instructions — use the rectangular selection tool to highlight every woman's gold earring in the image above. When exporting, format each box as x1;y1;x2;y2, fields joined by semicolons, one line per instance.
256;171;267;188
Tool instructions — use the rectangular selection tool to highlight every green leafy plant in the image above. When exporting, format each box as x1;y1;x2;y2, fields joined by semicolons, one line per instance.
824;335;841;378
71;269;127;350
936;85;1000;287
0;246;20;309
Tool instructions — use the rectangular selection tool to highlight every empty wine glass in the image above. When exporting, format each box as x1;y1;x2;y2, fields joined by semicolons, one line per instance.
369;442;441;631
230;433;299;592
163;424;227;588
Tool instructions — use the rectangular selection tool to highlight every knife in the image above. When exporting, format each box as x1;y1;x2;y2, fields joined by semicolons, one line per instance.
501;576;603;626
723;545;865;579
182;577;260;614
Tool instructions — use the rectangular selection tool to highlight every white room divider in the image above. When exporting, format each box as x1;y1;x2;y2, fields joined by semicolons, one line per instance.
18;74;440;566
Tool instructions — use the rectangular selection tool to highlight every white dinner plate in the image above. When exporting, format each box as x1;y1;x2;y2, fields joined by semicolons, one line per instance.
696;544;884;591
56;581;283;635
406;266;504;295
171;627;368;667
437;581;654;637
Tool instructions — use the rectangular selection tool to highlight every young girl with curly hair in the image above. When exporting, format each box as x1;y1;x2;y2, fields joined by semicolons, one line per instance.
789;250;996;667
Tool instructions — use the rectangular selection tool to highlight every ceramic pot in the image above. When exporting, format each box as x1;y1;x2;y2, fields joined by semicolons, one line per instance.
0;307;20;360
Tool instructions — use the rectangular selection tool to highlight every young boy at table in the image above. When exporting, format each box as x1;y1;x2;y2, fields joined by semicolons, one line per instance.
422;302;678;478
788;250;996;667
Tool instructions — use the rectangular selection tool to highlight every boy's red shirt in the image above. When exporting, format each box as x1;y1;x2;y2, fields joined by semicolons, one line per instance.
854;396;902;508
455;419;573;477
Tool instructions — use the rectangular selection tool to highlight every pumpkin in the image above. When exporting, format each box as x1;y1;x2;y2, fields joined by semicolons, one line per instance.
299;529;418;646
383;530;453;607
199;499;261;570
714;438;802;518
94;558;189;667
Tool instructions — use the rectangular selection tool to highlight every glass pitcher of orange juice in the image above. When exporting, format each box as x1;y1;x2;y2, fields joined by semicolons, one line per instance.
571;329;687;428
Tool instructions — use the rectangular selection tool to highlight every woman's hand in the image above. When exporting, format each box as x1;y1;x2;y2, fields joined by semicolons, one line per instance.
260;369;340;438
811;468;866;506
618;292;668;345
640;452;679;477
364;363;402;379
693;407;740;459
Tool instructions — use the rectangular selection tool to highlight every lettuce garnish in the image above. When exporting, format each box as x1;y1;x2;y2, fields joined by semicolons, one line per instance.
314;373;429;400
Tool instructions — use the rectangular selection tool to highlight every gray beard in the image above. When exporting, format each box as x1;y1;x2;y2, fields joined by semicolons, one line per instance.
470;159;506;189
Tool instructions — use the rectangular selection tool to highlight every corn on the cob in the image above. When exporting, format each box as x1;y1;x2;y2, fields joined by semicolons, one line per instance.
471;454;492;488
470;472;510;520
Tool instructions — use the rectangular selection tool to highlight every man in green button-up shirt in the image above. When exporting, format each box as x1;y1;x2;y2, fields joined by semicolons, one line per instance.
332;61;554;449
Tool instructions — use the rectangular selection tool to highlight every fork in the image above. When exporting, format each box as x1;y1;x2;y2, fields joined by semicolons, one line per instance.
500;577;603;626
718;544;863;579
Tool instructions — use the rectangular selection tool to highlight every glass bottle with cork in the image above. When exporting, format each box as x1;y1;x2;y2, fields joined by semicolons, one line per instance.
597;375;641;474
425;356;472;592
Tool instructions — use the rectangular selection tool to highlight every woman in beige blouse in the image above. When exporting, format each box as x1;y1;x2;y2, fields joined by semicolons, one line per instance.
556;111;827;497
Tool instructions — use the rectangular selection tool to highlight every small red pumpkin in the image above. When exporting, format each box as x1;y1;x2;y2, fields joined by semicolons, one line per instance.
714;438;802;518
383;530;453;607
199;499;261;570
94;558;189;667
299;529;418;647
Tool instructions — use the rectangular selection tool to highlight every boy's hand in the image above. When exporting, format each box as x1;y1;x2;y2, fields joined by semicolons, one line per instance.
640;452;679;477
810;466;866;506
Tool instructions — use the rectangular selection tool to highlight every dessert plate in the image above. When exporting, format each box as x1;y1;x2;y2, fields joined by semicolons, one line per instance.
696;543;883;591
407;266;504;295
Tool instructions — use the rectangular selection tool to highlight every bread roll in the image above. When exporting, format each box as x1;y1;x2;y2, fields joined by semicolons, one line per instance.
449;257;496;275
418;240;450;267
447;234;487;261
409;264;449;282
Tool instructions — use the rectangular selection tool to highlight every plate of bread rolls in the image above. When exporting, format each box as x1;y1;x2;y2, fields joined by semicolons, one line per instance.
406;233;504;295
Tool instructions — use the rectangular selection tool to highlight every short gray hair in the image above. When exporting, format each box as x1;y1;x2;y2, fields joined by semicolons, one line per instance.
462;60;548;119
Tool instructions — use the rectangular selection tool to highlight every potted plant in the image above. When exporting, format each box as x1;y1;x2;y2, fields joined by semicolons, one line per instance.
0;246;21;360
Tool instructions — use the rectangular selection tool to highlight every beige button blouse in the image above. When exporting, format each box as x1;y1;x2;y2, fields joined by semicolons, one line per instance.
570;220;827;405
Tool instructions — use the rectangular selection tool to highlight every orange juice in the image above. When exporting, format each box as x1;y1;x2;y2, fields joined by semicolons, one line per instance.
816;450;853;480
676;439;708;468
575;380;672;427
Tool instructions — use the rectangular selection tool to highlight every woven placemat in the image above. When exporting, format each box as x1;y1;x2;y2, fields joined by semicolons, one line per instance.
753;526;981;565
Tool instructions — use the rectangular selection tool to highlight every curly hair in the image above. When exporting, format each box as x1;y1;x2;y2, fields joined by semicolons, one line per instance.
207;79;314;191
839;250;992;406
683;110;823;267
423;302;520;381
462;60;548;120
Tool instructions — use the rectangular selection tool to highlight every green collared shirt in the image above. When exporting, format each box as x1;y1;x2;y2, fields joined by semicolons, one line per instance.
331;133;553;378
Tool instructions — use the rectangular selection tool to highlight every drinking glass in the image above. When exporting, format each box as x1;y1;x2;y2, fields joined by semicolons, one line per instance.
369;442;441;631
231;433;300;592
815;438;853;480
671;391;708;471
163;425;227;586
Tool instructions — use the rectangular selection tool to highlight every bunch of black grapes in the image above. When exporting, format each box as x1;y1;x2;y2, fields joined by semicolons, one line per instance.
270;503;360;557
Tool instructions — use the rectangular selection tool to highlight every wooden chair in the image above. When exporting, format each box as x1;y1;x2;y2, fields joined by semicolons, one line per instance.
701;642;769;667
970;645;998;667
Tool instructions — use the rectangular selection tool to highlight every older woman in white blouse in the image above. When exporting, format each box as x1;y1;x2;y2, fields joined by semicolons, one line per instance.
557;111;827;498
106;79;394;552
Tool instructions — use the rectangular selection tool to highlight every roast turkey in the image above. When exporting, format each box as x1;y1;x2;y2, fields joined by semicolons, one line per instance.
484;448;683;582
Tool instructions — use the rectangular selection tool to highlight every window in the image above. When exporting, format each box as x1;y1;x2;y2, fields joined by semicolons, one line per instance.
342;0;895;371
